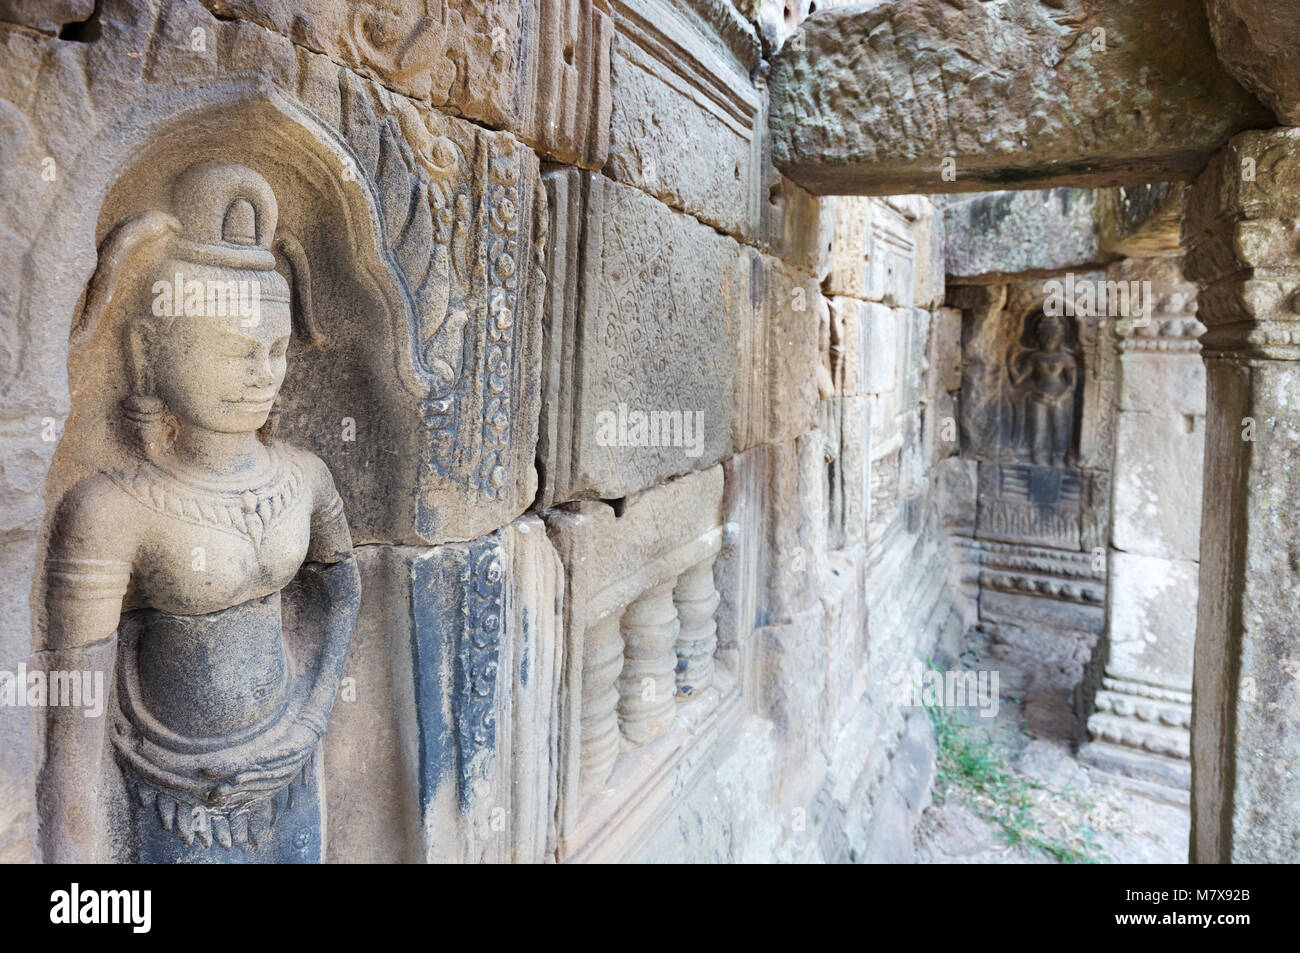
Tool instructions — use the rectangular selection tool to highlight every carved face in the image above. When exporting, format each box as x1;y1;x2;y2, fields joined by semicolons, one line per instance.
1035;315;1065;351
149;302;292;434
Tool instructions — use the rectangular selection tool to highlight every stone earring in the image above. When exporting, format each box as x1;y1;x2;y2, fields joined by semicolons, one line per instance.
121;392;174;464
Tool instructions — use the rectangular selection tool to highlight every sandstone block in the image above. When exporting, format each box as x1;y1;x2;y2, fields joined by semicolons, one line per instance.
333;517;562;863
770;0;1271;195
605;0;761;240
197;0;613;168
540;169;747;505
735;255;820;452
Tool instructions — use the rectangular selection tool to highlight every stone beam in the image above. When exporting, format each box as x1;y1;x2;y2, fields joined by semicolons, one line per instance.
944;189;1111;284
769;0;1273;196
944;183;1187;284
1205;0;1300;126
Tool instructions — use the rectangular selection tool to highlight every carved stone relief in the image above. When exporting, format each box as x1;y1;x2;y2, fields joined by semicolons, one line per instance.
605;0;762;242
0;0;553;864
539;168;746;506
196;0;613;169
37;162;360;862
543;466;727;861
0;0;548;554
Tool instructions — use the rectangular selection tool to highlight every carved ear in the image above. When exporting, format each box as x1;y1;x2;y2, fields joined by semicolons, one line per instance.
72;210;181;350
274;231;323;348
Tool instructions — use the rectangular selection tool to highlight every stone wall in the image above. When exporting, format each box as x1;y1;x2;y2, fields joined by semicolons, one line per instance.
0;0;960;863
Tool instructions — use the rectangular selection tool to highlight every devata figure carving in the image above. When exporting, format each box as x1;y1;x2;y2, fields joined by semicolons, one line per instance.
1008;311;1078;468
37;163;359;863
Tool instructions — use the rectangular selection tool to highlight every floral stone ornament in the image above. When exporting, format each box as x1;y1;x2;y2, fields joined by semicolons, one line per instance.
37;162;359;863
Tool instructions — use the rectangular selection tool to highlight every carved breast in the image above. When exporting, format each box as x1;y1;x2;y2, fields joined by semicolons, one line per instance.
110;445;314;617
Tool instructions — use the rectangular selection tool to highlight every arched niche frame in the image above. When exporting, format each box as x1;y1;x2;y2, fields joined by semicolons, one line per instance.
28;80;544;578
1003;289;1086;465
17;76;544;862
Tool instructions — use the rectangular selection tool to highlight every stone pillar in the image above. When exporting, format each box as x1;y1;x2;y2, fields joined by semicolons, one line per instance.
1081;257;1205;788
1184;127;1300;863
617;583;680;745
579;613;624;801
673;556;721;699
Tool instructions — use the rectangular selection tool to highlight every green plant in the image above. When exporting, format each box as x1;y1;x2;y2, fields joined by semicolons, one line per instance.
926;701;1108;864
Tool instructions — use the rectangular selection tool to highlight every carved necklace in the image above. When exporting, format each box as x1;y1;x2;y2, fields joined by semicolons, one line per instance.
110;445;305;550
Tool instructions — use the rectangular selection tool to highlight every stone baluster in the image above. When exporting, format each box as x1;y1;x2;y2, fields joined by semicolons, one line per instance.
578;612;624;801
673;556;720;699
1184;127;1300;863
617;582;680;745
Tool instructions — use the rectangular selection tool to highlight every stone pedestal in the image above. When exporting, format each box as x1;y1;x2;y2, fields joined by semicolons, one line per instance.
1184;127;1300;863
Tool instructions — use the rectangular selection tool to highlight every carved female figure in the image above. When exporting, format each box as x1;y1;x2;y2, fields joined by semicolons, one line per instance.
1008;311;1078;468
37;163;358;863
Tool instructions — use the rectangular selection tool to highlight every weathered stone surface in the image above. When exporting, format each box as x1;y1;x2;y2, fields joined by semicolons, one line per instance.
1118;351;1206;417
1106;553;1197;689
754;607;828;795
826;196;917;307
735;255;819;452
1111;412;1204;562
944;189;1109;284
1185;127;1300;863
0;0;93;32
1097;182;1187;258
758;153;833;276
935;456;977;538
913;201;945;309
824;196;871;299
1082;548;1196;788
860;711;934;863
820;396;870;551
605;0;761;241
334;519;561;863
539;168;746;505
198;0;613;168
931;306;962;396
1205;0;1300;126
1;1;547;549
832;299;899;398
769;0;1272;195
543;466;728;861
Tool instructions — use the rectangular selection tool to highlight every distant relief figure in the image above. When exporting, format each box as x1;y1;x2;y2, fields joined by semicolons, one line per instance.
37;163;359;863
1008;311;1078;468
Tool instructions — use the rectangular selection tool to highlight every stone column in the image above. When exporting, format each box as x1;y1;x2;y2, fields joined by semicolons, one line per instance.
1081;257;1205;788
1184;127;1300;863
673;556;721;699
617;583;680;745
579;613;624;801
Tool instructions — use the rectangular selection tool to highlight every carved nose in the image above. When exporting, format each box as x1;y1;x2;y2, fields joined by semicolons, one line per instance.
249;360;275;388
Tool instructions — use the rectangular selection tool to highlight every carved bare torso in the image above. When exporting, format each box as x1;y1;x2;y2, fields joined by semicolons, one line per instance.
38;161;359;864
98;443;322;739
1018;349;1075;403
